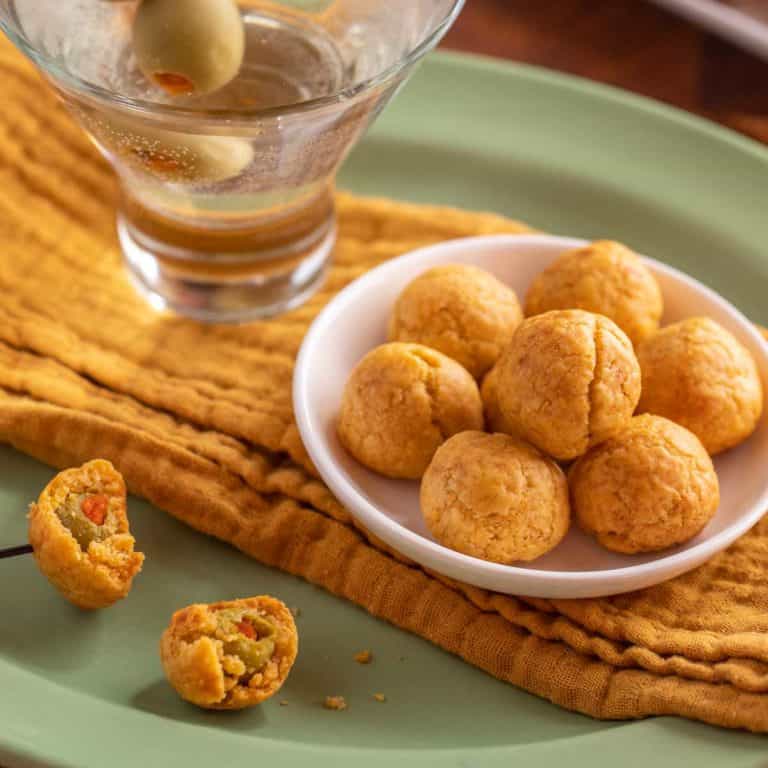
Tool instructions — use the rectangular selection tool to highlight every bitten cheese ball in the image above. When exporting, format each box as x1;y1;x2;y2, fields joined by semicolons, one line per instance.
160;596;298;710
338;343;484;478
570;415;719;554
525;241;663;346
421;431;570;563
28;460;144;609
480;364;517;435
637;317;763;455
496;310;641;461
388;264;523;379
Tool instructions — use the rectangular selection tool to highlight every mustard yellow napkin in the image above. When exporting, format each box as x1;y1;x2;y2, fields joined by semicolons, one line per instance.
1;37;767;732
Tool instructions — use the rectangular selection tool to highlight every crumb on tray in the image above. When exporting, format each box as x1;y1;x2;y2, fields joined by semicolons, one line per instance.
323;695;347;711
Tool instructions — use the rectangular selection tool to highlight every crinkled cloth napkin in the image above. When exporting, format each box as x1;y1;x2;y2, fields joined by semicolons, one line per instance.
0;37;767;733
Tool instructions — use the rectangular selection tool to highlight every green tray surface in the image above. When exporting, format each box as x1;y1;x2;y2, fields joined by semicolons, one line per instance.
1;50;767;766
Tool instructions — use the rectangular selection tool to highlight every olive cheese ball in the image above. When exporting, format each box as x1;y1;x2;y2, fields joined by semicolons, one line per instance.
570;415;719;554
161;596;298;710
525;240;663;346
338;343;484;478
388;264;523;379
495;310;641;461
133;0;245;97
28;460;144;609
421;432;570;563
637;317;763;455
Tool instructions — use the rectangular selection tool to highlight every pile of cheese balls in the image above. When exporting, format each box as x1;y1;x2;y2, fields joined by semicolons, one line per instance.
338;241;764;563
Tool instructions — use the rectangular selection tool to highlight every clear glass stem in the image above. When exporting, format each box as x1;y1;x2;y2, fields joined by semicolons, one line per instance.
118;185;335;323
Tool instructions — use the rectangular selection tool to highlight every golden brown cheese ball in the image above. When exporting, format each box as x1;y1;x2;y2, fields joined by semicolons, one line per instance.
421;431;570;563
160;596;298;710
388;264;523;379
637;317;763;455
480;364;518;435
338;343;484;479
495;310;641;461
525;241;663;346
570;415;719;554
28;460;144;610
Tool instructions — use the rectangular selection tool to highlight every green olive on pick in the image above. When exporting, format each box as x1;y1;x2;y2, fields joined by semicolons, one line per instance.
95;116;254;184
217;609;277;674
132;0;246;97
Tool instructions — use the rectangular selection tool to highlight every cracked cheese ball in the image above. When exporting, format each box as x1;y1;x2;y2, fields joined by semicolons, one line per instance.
637;317;763;455
525;241;663;346
388;264;523;379
28;460;144;609
570;415;719;554
338;343;484;479
160;596;298;710
480;363;518;435
421;431;570;563
495;310;642;461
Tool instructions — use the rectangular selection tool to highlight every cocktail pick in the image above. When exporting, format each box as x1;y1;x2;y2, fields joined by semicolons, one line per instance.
0;544;33;559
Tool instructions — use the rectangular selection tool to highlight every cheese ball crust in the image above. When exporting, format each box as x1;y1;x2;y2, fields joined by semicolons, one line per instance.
570;415;719;554
338;343;484;479
388;264;523;379
421;432;570;563
160;596;298;710
525;241;663;346
496;310;641;461
637;317;764;455
480;364;518;435
28;460;144;610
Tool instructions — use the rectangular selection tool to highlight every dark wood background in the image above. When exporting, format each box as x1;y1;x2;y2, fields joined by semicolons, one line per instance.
440;0;768;145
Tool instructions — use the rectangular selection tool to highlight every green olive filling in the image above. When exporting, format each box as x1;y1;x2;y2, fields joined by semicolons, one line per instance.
216;609;276;678
55;493;117;551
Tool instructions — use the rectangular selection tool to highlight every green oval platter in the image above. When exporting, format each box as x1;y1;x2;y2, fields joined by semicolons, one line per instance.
1;50;767;767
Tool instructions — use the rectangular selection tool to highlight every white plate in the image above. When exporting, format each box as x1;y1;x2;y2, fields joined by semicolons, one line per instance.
293;234;768;598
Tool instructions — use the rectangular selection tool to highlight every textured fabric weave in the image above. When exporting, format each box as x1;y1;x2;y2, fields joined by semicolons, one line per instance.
0;37;767;732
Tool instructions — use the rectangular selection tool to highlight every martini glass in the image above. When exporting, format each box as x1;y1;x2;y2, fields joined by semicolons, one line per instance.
0;0;464;322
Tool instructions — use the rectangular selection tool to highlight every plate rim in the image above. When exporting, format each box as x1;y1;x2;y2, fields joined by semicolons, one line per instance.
416;48;768;162
294;232;768;598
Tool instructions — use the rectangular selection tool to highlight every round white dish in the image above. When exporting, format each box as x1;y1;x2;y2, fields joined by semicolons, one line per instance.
293;234;768;598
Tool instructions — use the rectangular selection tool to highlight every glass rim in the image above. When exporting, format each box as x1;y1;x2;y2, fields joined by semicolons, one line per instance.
2;0;465;122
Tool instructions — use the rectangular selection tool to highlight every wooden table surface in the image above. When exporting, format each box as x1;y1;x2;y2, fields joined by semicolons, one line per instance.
440;0;768;145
